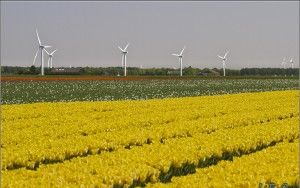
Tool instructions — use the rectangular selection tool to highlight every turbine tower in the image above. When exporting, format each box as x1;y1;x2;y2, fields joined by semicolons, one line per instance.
281;58;287;69
45;49;57;68
118;43;130;76
172;46;185;77
217;50;229;76
33;29;51;76
289;58;294;68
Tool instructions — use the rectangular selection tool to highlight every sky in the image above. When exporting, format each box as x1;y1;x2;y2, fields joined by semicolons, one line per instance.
1;1;299;69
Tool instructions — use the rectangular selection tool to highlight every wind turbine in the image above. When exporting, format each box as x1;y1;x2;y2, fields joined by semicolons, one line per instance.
33;29;51;76
289;58;294;68
118;43;130;76
45;49;57;68
217;50;229;76
281;57;287;69
172;46;185;76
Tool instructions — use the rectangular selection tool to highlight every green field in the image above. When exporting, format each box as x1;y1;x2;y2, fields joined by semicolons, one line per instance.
1;78;298;104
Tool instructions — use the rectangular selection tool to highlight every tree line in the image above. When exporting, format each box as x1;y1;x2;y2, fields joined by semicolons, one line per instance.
1;66;298;77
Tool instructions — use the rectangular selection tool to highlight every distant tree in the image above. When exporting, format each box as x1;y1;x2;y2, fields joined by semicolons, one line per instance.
17;70;24;74
226;69;240;76
1;65;298;77
79;67;86;74
29;65;37;74
202;68;211;73
183;66;198;75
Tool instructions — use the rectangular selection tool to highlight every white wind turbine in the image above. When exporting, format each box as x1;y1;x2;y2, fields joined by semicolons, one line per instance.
45;49;57;68
118;43;130;76
281;57;287;69
172;46;185;77
217;50;229;76
289;58;294;68
33;29;51;76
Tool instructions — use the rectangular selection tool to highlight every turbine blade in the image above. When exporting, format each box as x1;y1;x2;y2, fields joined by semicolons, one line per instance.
51;49;57;55
33;49;39;65
224;51;229;58
124;43;130;51
218;55;223;59
118;46;124;52
179;46;185;56
44;49;50;55
172;53;179;56
44;46;51;48
36;29;41;45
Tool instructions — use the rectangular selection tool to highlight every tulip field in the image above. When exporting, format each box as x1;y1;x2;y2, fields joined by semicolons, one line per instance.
1;77;299;187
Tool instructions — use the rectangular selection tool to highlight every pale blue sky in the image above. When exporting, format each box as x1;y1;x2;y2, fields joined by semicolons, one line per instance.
1;1;299;68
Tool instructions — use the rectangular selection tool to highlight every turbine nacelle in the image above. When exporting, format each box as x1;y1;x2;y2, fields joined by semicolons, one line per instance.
172;46;185;58
118;43;130;53
218;56;226;61
172;54;183;58
218;50;229;62
40;45;51;50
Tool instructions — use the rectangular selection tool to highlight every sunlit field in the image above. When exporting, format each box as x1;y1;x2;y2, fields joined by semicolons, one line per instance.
2;89;299;187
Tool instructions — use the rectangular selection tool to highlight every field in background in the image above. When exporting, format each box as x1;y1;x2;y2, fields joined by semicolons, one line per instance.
2;90;299;187
1;77;298;104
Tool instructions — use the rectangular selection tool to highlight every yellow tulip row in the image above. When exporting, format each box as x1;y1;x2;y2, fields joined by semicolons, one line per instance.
148;141;299;188
2;116;298;187
2;90;298;171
